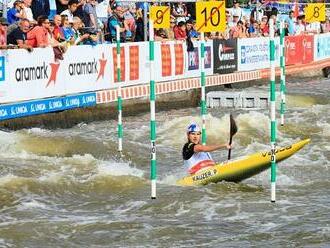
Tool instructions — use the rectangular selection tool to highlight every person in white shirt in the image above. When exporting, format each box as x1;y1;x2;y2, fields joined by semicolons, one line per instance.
231;0;243;21
295;16;305;35
22;0;35;23
60;0;78;23
305;20;321;34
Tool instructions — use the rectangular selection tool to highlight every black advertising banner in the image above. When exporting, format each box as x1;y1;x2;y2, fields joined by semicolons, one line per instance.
213;39;238;74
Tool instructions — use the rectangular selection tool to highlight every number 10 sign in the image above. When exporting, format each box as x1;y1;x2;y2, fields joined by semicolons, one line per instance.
196;1;226;32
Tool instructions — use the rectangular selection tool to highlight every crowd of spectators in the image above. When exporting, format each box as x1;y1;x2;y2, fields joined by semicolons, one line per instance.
0;0;330;57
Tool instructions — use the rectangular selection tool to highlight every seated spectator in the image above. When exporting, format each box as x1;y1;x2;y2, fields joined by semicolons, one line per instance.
60;0;79;23
173;21;186;40
7;18;33;51
52;14;65;41
154;28;168;41
230;20;247;38
0;17;9;48
71;16;90;44
7;0;26;24
163;17;175;40
26;15;50;47
248;20;259;37
172;2;189;24
107;5;128;42
60;15;74;41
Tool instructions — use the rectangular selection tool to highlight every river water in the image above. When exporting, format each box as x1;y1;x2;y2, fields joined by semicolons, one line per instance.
0;77;329;247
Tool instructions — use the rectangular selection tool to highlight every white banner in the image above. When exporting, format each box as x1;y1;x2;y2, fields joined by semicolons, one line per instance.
237;37;280;71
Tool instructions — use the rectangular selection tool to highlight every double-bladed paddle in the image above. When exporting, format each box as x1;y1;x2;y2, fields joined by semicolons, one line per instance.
228;114;238;160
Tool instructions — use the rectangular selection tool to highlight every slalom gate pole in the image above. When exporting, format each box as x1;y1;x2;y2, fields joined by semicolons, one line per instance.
149;20;157;199
280;21;286;126
116;26;123;154
269;19;277;203
200;32;207;145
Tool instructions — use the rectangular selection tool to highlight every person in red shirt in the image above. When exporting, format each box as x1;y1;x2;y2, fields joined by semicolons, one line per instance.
173;21;186;40
26;15;50;47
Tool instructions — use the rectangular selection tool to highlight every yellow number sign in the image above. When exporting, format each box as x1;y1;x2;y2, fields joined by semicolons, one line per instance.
305;3;325;22
196;1;226;32
150;6;170;29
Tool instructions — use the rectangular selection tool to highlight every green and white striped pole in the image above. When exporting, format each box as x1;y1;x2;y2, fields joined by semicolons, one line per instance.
149;20;157;199
116;25;123;154
269;19;277;203
200;32;207;145
279;20;286;126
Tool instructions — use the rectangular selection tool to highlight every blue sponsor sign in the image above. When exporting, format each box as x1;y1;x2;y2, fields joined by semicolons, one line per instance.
0;92;96;121
188;48;199;71
0;56;5;82
316;35;330;60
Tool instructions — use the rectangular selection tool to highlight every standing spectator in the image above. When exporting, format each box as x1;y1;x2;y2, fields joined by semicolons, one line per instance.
56;0;69;15
186;19;198;39
7;0;26;24
116;1;136;39
26;15;50;47
173;21;186;40
22;0;35;23
251;0;264;23
230;20;247;38
134;7;144;41
259;15;269;36
31;0;50;21
163;17;175;40
230;0;243;21
295;16;305;35
7;18;32;50
172;2;188;24
107;5;127;42
60;0;79;23
84;0;98;29
286;10;295;35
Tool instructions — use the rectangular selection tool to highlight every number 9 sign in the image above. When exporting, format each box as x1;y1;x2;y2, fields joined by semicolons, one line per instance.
196;1;226;32
150;6;170;29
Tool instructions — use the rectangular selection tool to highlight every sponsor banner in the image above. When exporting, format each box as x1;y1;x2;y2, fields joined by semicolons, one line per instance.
0;92;96;121
185;40;213;79
213;39;237;74
285;36;303;65
237;37;280;71
314;33;330;61
302;35;314;64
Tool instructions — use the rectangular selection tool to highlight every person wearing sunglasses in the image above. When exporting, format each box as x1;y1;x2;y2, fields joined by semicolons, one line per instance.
182;122;231;175
26;15;50;47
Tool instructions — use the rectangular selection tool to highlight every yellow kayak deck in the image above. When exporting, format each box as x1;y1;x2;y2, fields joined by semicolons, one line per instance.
177;139;310;186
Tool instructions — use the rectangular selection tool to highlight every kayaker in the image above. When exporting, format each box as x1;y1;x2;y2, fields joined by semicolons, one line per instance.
182;122;231;175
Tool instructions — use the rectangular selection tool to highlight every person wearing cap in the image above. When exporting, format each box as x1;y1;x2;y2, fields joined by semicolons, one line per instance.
0;17;9;47
60;0;79;23
7;0;27;24
182;122;231;175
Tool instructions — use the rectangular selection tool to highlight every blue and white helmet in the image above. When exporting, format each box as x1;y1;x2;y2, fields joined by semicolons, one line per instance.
187;122;201;133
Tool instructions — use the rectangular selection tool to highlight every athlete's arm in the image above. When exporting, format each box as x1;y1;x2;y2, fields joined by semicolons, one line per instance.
194;143;230;152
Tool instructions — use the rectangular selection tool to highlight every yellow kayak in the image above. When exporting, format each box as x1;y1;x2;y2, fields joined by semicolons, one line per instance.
177;139;310;186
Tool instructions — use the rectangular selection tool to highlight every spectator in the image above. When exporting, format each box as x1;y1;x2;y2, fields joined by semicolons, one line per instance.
251;0;264;23
60;0;79;23
116;1;136;40
230;0;243;21
22;0;35;23
7;0;26;24
259;15;269;36
7;18;33;50
134;7;144;41
52;14;64;41
107;5;127;42
0;17;9;48
83;0;98;29
321;18;330;33
248;20;259;37
230;20;247;38
173;21;186;40
60;15;74;41
172;2;188;24
286;10;295;35
163;17;175;40
306;19;321;34
71;16;90;44
56;0;69;15
154;28;168;41
26;15;50;47
295;16;305;35
186;19;198;39
31;0;50;21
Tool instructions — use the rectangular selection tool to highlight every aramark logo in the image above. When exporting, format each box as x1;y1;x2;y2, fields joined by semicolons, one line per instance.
218;44;235;61
68;53;107;81
14;60;60;87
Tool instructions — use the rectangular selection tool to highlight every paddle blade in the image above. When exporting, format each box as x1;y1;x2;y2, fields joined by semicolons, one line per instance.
228;114;238;160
